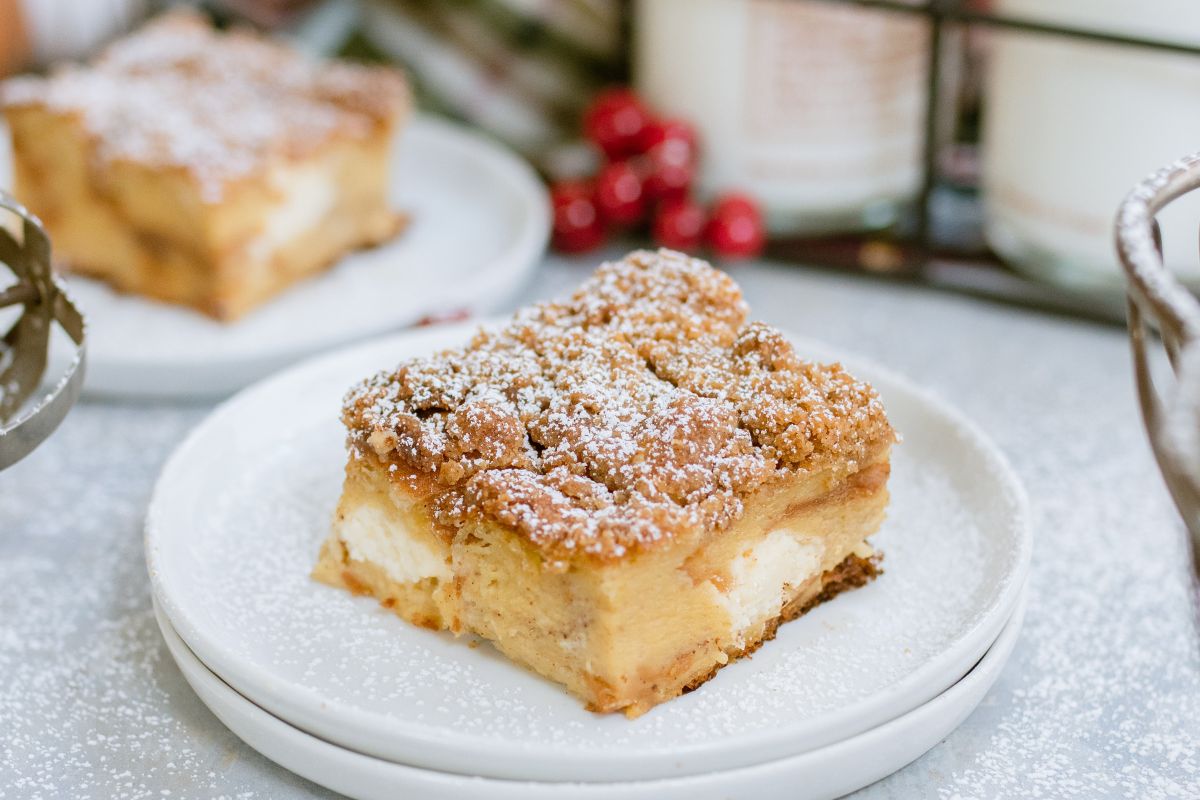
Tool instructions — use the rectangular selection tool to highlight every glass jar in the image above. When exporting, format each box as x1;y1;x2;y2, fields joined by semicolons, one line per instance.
982;0;1200;289
633;0;929;235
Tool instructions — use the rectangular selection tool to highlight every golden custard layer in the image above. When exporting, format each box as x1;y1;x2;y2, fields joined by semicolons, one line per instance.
316;249;896;716
1;11;408;320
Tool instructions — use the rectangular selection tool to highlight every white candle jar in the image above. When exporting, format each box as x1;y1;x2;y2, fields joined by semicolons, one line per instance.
983;0;1200;288
633;0;929;234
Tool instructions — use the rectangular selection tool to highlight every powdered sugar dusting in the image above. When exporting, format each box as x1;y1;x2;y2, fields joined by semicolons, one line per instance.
344;250;893;563
1;10;407;203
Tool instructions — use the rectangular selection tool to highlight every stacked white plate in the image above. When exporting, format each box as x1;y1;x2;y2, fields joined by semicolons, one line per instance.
145;324;1031;800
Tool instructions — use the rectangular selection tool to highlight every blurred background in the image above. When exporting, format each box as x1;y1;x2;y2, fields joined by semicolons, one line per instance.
4;0;1200;323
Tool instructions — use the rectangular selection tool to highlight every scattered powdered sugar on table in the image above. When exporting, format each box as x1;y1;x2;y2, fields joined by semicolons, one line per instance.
0;405;323;799
929;366;1200;800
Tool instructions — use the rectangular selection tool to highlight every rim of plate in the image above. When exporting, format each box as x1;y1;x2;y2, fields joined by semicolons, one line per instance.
153;589;1028;800
145;323;1032;782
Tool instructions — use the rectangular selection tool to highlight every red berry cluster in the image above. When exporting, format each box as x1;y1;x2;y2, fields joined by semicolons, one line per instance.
550;89;766;261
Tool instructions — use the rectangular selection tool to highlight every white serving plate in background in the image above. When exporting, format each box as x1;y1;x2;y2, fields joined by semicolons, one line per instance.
0;115;549;398
145;324;1032;783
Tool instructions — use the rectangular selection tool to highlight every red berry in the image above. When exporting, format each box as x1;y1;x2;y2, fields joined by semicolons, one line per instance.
594;160;646;226
653;200;707;252
642;142;694;203
639;118;697;157
707;193;766;259
550;181;606;254
712;193;759;219
583;88;652;159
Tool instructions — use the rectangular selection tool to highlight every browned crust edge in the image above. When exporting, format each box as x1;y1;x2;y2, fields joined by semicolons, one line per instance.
679;551;882;696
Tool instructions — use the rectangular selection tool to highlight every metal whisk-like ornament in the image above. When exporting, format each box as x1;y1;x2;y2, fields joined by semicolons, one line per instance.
0;191;86;470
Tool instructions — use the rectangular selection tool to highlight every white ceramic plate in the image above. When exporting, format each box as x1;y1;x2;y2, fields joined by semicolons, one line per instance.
0;115;549;398
155;591;1027;800
145;324;1031;783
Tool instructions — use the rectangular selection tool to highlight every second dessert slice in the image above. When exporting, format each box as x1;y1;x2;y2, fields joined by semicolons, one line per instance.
1;11;409;320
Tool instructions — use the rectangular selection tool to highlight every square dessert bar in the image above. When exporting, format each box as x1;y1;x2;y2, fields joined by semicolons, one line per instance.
315;249;896;717
1;11;408;320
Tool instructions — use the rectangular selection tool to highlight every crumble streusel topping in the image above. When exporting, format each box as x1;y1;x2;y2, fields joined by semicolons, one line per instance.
345;250;894;563
0;10;407;202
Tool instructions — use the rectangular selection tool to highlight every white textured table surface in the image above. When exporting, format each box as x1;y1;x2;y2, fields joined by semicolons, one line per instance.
2;255;1198;799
